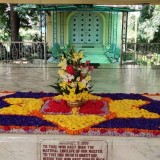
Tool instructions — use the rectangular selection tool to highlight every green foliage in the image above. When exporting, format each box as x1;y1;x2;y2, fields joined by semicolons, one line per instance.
128;14;136;31
122;52;135;61
136;53;160;66
139;5;155;22
0;4;10;40
15;4;39;29
138;5;160;43
151;26;160;43
0;3;39;41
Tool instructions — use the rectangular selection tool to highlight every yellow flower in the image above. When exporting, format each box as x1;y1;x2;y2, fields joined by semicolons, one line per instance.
0;98;43;116
78;82;85;90
68;94;77;102
109;99;159;118
59;82;67;89
76;93;82;101
79;51;84;59
68;87;76;94
70;82;76;88
44;114;105;133
56;91;101;102
58;58;67;70
85;75;91;81
54;95;64;100
61;55;65;60
73;53;79;61
58;69;65;76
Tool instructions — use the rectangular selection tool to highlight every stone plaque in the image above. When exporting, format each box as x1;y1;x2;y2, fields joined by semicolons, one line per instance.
40;139;108;160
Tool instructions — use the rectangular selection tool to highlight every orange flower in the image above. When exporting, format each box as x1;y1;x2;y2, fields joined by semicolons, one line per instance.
102;97;112;103
28;110;43;118
41;97;53;102
105;112;117;120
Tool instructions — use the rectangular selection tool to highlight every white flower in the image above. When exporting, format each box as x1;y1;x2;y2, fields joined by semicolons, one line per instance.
81;67;88;75
82;79;87;85
86;83;91;90
70;82;76;88
67;74;74;81
76;77;80;81
61;75;68;82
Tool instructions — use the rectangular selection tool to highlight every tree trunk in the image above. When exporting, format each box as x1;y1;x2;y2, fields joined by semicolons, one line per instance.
9;4;20;41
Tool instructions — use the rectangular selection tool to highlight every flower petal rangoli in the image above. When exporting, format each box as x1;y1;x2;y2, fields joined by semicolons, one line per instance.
0;93;159;136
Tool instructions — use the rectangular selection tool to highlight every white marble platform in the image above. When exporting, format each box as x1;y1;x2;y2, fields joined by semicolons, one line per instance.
0;134;159;160
0;63;160;93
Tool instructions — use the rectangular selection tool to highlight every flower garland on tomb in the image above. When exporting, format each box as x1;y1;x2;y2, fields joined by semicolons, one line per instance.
0;92;159;136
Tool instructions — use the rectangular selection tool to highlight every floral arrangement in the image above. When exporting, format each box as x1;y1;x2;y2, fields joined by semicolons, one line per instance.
0;92;160;137
53;49;99;103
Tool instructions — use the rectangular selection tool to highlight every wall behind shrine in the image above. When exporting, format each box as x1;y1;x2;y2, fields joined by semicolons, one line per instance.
46;11;122;50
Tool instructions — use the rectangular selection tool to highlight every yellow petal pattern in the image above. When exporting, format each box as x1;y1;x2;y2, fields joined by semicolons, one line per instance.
43;114;106;132
0;98;43;115
109;99;159;118
0;98;159;134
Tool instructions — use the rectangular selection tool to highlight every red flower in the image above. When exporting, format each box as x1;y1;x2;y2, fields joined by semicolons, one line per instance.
80;74;83;81
88;66;94;71
100;128;106;133
79;100;104;115
23;126;30;131
152;130;160;136
133;129;140;134
82;129;89;133
44;100;71;114
66;65;75;75
40;127;47;132
3;126;10;131
117;129;124;134
85;60;90;66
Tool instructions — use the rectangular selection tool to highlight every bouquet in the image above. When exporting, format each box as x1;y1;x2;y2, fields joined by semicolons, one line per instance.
53;49;95;103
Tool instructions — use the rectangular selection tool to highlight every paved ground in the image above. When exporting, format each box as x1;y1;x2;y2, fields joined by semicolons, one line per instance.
0;63;160;94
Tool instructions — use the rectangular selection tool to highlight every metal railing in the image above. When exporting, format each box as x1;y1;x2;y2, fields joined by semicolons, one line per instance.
0;41;47;64
122;43;160;65
1;42;160;66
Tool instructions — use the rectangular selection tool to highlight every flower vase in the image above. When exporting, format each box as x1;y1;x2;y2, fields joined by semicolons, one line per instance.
67;100;84;108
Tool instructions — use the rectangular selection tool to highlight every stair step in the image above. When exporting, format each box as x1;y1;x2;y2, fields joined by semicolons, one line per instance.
75;48;105;54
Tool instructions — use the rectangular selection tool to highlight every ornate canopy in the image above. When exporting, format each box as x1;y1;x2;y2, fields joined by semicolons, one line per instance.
0;0;159;5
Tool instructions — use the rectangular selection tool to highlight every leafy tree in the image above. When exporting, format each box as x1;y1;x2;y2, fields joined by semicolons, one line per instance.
151;6;160;43
0;3;39;41
138;5;160;43
0;4;10;40
139;5;155;22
